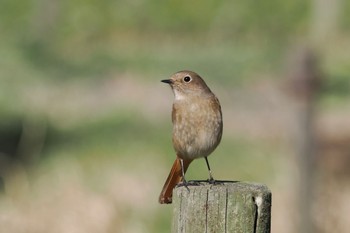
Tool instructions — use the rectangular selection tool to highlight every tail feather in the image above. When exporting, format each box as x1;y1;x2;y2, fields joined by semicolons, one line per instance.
159;157;191;204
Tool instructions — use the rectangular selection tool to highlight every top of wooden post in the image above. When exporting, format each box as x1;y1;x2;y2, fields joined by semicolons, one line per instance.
172;181;271;233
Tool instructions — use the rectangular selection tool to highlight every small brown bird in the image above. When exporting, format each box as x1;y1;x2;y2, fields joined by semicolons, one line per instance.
159;70;223;204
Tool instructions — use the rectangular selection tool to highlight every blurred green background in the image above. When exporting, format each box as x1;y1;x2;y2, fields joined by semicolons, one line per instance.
1;0;350;232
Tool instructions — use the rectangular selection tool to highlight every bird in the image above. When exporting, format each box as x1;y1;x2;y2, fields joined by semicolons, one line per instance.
159;70;223;204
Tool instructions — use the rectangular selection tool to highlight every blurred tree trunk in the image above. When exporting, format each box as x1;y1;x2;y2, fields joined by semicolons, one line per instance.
310;0;342;44
287;47;322;233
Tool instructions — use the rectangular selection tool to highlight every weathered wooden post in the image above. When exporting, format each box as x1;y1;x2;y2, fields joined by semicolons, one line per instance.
172;181;271;233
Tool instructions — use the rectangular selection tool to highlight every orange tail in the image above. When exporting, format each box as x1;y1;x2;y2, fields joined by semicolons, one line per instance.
159;157;192;204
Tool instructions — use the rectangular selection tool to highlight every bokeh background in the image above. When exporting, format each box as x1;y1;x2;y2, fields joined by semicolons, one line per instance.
1;0;350;232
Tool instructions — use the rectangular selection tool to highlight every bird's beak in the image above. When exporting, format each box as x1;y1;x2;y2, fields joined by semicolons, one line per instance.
161;79;173;84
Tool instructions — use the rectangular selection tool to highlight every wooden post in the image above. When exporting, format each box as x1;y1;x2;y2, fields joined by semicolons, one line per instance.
172;181;271;233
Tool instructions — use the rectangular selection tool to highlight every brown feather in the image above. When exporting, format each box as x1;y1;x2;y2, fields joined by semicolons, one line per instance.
158;157;192;204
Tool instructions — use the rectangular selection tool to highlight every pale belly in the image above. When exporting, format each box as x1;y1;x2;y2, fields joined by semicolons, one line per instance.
172;100;222;160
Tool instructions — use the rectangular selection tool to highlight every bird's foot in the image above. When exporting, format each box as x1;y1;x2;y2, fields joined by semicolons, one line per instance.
208;177;218;185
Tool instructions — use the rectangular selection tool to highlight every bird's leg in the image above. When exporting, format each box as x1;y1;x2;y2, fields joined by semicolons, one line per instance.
205;157;216;184
176;159;191;190
180;158;187;184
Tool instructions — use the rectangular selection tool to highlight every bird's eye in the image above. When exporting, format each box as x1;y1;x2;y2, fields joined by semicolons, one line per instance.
183;76;192;83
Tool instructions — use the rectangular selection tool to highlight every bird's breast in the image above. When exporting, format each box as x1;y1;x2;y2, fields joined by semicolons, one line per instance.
171;97;222;160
